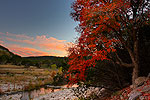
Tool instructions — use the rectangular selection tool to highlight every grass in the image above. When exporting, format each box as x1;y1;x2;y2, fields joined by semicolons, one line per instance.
0;64;60;93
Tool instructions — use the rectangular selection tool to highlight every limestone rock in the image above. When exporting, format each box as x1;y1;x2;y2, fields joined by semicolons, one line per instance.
129;78;150;100
128;91;142;100
135;77;147;87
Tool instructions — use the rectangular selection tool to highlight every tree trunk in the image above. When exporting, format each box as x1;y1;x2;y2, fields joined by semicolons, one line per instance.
132;40;139;88
127;40;139;88
132;62;139;88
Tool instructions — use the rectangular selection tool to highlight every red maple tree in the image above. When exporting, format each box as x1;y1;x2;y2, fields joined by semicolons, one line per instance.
67;0;150;87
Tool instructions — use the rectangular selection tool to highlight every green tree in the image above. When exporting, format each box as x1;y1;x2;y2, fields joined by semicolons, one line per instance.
21;59;32;68
0;55;10;64
51;64;57;70
11;55;22;65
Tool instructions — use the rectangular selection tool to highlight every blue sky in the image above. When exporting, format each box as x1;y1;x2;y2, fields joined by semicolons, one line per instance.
0;0;78;57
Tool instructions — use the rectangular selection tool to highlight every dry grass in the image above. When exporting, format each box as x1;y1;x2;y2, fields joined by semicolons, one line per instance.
0;64;60;93
0;64;24;68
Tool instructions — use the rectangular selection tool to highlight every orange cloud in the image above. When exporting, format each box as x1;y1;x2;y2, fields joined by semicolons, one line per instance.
0;32;5;35
7;44;50;57
0;40;4;44
0;32;68;57
4;33;67;52
6;32;33;40
5;37;22;43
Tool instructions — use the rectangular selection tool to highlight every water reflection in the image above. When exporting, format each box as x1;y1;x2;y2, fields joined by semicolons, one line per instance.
0;84;78;100
0;87;55;100
20;92;30;100
20;88;54;100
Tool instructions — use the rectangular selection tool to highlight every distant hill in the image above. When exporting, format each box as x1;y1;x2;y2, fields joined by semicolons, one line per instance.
0;45;67;67
0;45;14;56
23;56;66;60
0;45;69;71
0;45;9;51
0;45;66;59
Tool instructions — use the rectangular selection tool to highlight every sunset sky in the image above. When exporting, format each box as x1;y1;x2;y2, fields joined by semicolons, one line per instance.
0;0;78;57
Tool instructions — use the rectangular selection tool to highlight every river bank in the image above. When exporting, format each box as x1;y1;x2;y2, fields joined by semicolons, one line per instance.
0;64;61;94
0;84;79;100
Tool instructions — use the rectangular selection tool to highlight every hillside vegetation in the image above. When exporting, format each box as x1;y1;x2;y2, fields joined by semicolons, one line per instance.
0;45;68;70
0;45;13;56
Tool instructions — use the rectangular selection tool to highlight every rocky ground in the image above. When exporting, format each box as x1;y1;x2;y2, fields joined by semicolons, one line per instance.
34;88;78;100
1;65;149;100
0;84;104;100
0;89;77;100
0;84;78;100
33;85;107;100
105;77;150;100
1;79;149;100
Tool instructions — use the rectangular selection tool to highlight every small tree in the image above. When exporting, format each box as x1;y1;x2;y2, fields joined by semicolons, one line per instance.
0;55;10;64
11;55;22;65
51;64;57;70
21;59;32;68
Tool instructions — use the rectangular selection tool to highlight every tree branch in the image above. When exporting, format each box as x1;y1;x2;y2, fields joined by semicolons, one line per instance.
115;52;134;67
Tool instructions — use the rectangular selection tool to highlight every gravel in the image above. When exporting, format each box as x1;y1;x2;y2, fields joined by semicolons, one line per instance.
33;88;78;100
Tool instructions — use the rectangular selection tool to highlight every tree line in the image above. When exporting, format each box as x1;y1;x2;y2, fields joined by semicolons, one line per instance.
0;54;69;70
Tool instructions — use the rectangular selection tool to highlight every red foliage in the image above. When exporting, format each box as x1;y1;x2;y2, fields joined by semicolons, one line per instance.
67;0;150;84
67;0;125;84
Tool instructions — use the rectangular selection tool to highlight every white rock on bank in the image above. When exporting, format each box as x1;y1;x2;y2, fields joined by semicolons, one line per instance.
0;94;22;100
33;88;78;100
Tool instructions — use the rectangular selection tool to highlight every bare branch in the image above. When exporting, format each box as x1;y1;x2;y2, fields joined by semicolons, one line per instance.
115;52;134;67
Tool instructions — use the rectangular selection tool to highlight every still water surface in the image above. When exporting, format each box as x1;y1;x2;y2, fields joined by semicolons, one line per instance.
0;84;78;100
0;87;60;100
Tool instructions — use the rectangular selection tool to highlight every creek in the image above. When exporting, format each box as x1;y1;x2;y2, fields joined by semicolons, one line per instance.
0;86;62;100
0;84;78;100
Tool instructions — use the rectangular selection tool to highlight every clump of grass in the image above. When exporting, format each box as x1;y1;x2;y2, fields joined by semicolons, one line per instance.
0;88;3;94
24;81;36;91
6;83;10;92
43;77;53;85
51;71;57;78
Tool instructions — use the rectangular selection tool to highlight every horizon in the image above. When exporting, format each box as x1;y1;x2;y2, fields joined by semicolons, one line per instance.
0;0;78;57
